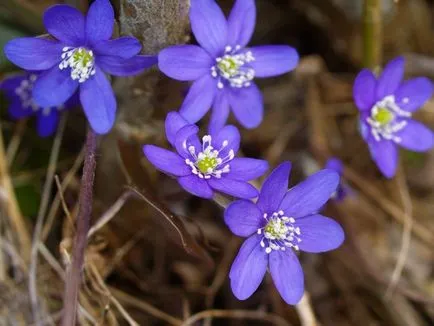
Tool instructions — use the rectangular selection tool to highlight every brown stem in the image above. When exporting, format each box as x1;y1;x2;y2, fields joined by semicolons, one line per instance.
363;0;382;69
61;129;97;326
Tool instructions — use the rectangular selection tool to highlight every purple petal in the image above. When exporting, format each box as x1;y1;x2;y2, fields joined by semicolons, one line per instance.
37;110;59;137
229;234;268;300
174;125;201;159
396;119;434;152
8;99;33;119
4;38;63;70
208;177;259;199
368;139;398;178
0;75;26;92
228;83;263;128
190;0;228;57
211;125;240;158
178;175;214;199
79;68;116;134
269;249;304;305
179;75;216;123
96;55;157;76
158;45;213;81
257;162;291;214
224;200;263;237
86;0;114;44
394;77;433;112
43;5;85;45
227;0;256;47
165;111;189;146
279;169;339;218
143;145;192;177
296;214;345;253
353;69;376;111
32;66;79;107
209;91;230;134
325;158;343;175
249;46;299;78
376;56;404;99
93;37;142;59
226;158;269;181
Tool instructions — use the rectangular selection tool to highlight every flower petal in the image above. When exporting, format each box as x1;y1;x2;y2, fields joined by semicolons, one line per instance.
279;169;339;218
165;111;190;146
178;175;214;199
269;249;304;305
8;99;33;119
396;119;434;152
226;158;269;181
158;45;213;81
32;66;79;107
86;0;114;44
211;125;240;158
228;83;263;128
227;0;256;47
209;91;230;134
208;178;258;199
79;68;116;134
325;157;343;175
224;200;263;237
190;0;228;57
96;55;157;76
376;56;404;99
367;139;398;178
43;5;85;45
249;45;299;78
353;69;377;111
4;38;63;70
257;162;291;214
394;77;433;112
93;37;142;59
0;75;25;92
37;110;59;137
229;234;268;300
174;124;201;159
179;75;216;123
296;214;345;253
143;145;192;177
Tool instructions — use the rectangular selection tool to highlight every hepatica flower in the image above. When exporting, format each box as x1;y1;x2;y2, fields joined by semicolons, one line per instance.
0;73;77;137
4;0;157;134
325;158;351;202
225;162;344;304
158;0;299;132
354;56;434;178
143;112;268;199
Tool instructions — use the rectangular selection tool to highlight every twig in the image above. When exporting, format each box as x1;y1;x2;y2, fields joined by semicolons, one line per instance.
62;129;98;326
363;0;382;69
295;293;318;326
181;309;291;326
29;113;67;326
385;169;413;298
0;119;31;261
6;119;27;165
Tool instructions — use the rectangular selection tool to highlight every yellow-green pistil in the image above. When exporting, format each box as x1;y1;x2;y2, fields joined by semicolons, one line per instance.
373;107;394;125
264;219;287;239
218;57;240;77
72;48;93;67
197;156;218;174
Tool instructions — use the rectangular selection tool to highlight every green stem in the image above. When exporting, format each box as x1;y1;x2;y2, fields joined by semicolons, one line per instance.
363;0;382;69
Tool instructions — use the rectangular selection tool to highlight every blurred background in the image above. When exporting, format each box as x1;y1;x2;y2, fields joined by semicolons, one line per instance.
0;0;433;325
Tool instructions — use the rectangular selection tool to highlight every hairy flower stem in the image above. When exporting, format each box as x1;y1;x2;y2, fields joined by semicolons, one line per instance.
363;0;382;70
61;129;97;326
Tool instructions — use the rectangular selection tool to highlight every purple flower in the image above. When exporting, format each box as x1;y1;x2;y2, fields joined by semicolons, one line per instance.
0;72;77;137
225;162;344;304
143;112;268;199
325;158;351;202
158;0;299;133
4;0;157;134
354;56;434;178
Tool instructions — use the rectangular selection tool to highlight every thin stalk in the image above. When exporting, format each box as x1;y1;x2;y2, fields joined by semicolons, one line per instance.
363;0;382;69
61;129;97;326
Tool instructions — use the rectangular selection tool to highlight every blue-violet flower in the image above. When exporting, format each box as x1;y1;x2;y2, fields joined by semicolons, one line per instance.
0;72;77;137
354;56;434;178
143;112;269;199
325;158;351;202
158;0;299;133
225;162;344;304
4;0;157;134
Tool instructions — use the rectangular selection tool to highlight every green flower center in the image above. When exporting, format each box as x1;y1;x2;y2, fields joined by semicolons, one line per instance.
197;156;218;174
373;107;394;125
60;46;96;83
72;48;93;67
217;57;240;77
264;219;287;240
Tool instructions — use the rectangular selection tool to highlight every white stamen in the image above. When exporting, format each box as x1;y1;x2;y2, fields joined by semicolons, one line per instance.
59;47;96;83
